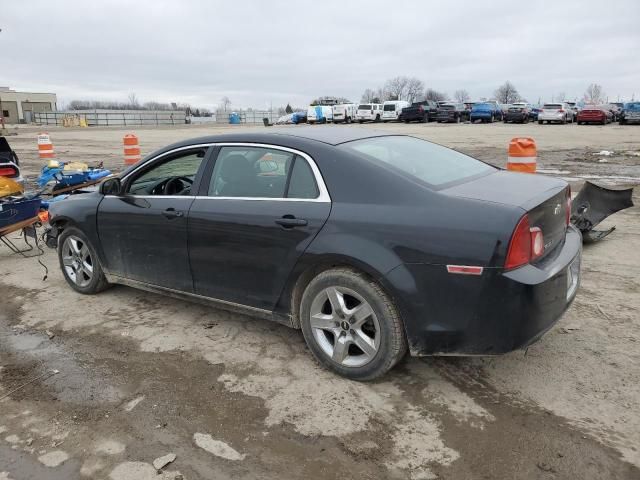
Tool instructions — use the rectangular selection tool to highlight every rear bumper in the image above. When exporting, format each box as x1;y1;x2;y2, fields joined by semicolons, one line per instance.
383;225;582;356
539;113;564;121
470;112;493;120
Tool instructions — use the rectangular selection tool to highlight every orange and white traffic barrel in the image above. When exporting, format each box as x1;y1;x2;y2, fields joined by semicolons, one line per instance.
507;137;537;173
37;132;55;159
123;134;141;165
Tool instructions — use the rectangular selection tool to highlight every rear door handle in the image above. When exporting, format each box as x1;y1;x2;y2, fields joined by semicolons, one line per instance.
162;208;184;219
275;216;308;228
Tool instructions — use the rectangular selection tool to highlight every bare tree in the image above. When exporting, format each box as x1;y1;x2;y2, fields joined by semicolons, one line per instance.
454;89;470;103
424;88;448;102
494;81;521;104
385;76;410;101
555;91;566;102
220;96;231;111
583;84;605;104
405;78;425;103
127;93;139;109
361;88;376;103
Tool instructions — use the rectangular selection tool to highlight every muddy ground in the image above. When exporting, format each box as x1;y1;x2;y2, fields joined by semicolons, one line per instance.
1;122;639;479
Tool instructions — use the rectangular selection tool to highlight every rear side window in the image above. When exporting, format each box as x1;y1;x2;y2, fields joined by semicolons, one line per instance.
339;136;494;188
208;147;294;198
207;146;319;199
287;157;319;199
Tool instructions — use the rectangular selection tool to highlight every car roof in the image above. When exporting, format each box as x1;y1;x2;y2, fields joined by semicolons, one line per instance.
158;127;399;151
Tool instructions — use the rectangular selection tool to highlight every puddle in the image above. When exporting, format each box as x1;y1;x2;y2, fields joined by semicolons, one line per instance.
0;322;123;405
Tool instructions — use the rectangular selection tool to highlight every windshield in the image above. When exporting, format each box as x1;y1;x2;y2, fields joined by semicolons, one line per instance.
358;104;371;110
383;104;396;111
339;136;494;188
625;102;640;111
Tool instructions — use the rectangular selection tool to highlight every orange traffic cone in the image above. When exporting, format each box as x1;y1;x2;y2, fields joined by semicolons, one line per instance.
507;137;537;173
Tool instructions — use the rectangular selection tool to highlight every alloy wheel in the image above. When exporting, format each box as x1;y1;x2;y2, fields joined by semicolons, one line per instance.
309;286;380;367
61;235;93;287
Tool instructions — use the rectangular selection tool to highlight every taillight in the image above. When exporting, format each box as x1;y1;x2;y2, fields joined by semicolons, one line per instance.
0;166;17;177
565;186;571;226
505;214;545;270
559;109;565;113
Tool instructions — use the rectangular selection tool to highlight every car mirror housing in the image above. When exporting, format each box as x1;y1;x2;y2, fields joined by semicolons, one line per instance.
100;177;122;196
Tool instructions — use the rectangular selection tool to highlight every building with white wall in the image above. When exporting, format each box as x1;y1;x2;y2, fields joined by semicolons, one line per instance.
0;87;57;124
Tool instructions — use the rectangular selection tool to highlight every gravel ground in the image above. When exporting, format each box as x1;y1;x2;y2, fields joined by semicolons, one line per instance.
1;122;639;479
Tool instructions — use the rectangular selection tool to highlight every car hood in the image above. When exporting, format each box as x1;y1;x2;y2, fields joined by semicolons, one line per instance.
441;170;567;211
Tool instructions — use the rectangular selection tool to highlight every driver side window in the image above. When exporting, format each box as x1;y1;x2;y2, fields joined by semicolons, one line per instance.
127;149;206;196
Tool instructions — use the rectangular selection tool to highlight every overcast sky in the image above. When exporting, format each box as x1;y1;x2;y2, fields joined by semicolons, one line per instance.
2;0;639;109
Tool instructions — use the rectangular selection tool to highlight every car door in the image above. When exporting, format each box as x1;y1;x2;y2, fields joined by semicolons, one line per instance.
97;145;211;292
188;144;331;311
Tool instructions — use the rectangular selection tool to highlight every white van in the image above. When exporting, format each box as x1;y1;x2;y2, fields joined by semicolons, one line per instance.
381;100;410;122
332;103;357;123
356;104;382;123
307;105;333;124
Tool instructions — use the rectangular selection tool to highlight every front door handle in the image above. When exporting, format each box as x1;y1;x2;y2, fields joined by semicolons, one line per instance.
162;208;184;219
275;216;308;228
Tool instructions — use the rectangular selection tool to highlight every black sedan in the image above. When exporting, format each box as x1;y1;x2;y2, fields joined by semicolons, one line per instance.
504;106;531;123
47;129;581;380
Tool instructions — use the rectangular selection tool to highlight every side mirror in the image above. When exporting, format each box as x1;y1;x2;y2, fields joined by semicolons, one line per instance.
100;177;122;196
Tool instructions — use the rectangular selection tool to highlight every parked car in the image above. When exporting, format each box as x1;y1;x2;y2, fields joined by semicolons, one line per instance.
529;107;542;121
400;100;438;123
381;100;410;122
46;128;581;380
503;105;531;124
603;103;623;122
577;107;613;125
307;105;333;124
332;103;357;124
619;102;640;124
436;103;468;123
356;104;382;123
276;113;295;125
0;137;22;185
292;111;308;124
538;103;573;124
470;102;503;123
565;101;579;122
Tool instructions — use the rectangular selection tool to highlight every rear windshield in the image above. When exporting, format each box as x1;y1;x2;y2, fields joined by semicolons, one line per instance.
508;107;523;112
383;104;396;111
472;103;492;110
339;136;494;188
439;105;455;110
358;104;371;110
543;104;562;109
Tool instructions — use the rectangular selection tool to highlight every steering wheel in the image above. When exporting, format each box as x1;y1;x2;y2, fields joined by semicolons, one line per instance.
163;176;193;195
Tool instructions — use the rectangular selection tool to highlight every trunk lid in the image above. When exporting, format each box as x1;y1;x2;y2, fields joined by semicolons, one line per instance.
442;170;569;260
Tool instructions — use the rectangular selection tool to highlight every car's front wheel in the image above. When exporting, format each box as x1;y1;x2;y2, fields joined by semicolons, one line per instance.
57;227;110;294
300;268;407;381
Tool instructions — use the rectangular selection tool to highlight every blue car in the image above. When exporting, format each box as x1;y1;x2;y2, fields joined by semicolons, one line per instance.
620;102;640;125
291;111;308;124
470;102;503;123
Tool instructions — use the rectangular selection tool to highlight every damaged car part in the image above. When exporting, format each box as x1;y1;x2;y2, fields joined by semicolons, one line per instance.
570;181;634;243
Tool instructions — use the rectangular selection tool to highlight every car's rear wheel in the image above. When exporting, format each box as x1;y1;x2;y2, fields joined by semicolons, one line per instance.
58;227;110;294
538;120;543;125
300;268;407;381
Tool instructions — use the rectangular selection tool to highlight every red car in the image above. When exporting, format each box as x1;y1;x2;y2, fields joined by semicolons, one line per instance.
577;107;612;125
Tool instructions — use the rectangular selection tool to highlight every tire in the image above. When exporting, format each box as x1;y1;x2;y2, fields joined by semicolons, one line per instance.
456;115;461;123
358;120;363;124
57;227;110;295
299;268;407;381
375;115;381;122
421;113;428;123
620;119;626;125
538;120;543;125
404;119;410;123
